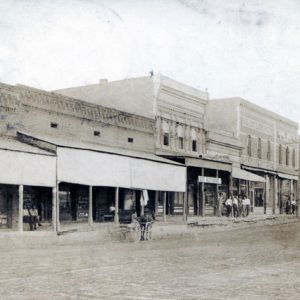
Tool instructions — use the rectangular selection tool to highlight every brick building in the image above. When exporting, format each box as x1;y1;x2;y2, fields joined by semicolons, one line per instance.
0;75;298;231
0;82;186;231
56;75;246;217
56;74;299;217
206;98;299;215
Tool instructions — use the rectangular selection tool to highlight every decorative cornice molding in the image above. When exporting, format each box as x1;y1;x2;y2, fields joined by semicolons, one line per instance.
10;87;154;133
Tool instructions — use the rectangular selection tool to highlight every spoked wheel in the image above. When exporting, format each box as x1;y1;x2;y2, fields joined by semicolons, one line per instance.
130;222;141;242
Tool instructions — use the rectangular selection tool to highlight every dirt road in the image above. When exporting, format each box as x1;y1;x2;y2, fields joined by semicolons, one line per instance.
1;222;299;299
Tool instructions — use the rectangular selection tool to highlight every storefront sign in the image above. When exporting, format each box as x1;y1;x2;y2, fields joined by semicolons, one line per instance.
198;176;222;184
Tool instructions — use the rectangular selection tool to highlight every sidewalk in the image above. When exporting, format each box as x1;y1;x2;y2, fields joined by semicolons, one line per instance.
0;214;298;249
151;214;300;240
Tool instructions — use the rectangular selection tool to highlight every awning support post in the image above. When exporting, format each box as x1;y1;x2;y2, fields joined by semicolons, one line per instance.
155;191;159;216
183;190;187;222
115;187;119;224
273;176;277;215
163;192;167;223
52;185;57;232
201;168;205;217
290;179;293;207
196;182;200;217
216;170;220;217
264;175;268;214
56;182;60;232
88;186;93;226
18;185;23;232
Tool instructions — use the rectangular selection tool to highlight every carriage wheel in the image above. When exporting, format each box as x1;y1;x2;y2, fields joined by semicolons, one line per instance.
130;222;141;242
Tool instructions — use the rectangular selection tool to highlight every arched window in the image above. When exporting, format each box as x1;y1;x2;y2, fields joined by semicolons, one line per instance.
279;144;282;164
247;135;251;156
267;141;271;161
191;128;197;152
176;125;184;149
257;137;262;159
162;121;169;146
292;148;296;167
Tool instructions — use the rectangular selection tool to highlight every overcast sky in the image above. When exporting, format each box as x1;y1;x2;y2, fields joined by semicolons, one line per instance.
1;0;300;123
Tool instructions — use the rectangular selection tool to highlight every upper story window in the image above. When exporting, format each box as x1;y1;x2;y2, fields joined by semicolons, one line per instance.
162;121;169;147
191;128;197;152
163;133;169;146
50;122;58;128
292;148;296;168
279;144;282;164
267;141;271;161
192;140;197;152
128;137;134;143
247;135;251;156
176;125;184;150
257;137;262;159
179;137;184;149
94;130;100;137
286;147;290;166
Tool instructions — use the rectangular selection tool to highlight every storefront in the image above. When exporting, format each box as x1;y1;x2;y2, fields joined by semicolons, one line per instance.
277;173;298;214
0;136;56;230
185;158;232;217
232;167;266;214
56;145;186;225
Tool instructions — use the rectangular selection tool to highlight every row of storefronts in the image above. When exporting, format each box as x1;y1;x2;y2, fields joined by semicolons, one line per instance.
0;133;298;231
0;77;299;232
0;132;187;231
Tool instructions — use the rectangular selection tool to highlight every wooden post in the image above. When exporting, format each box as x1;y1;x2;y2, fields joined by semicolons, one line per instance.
264;175;268;214
279;179;282;214
52;185;57;232
163;192;167;222
186;182;190;218
18;185;23;232
155;191;159;216
290;180;293;209
273;176;277;215
201;168;205;217
216;170;220;217
196;182;200;217
114;187;119;224
56;182;60;232
183;191;187;222
229;173;233;197
88;186;93;226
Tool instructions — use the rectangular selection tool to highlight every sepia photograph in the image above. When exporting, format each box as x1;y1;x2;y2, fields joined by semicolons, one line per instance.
0;0;300;299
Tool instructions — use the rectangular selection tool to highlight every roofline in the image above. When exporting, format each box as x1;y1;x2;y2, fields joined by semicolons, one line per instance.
211;97;298;128
17;132;185;167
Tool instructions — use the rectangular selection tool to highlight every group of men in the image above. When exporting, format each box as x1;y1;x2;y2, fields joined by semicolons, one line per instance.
224;195;251;218
285;199;297;215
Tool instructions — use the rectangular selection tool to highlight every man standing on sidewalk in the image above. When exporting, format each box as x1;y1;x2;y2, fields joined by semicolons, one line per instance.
225;196;233;218
233;196;239;218
244;196;251;216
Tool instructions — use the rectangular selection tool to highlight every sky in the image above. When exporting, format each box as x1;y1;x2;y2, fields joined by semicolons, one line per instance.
0;0;300;123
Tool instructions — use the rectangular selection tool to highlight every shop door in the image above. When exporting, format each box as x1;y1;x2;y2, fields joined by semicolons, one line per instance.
254;188;264;207
205;184;217;216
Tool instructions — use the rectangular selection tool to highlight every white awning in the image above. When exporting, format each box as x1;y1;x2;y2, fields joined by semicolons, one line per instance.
277;172;298;181
232;167;266;183
57;147;186;192
0;149;56;187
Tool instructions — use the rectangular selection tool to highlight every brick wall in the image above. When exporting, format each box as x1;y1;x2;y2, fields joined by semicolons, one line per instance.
0;83;155;153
